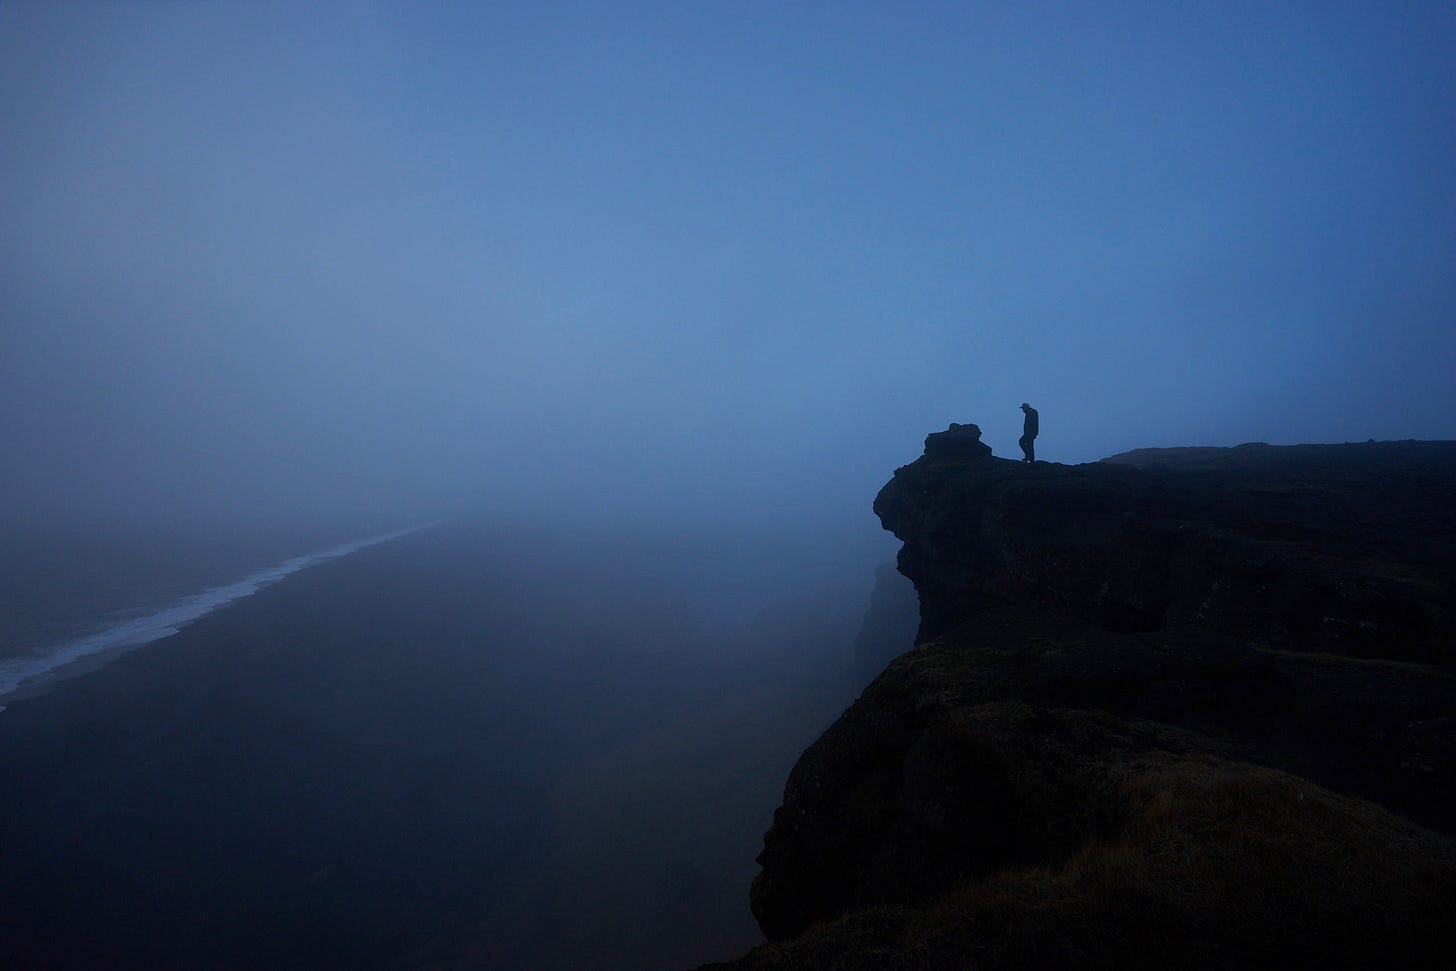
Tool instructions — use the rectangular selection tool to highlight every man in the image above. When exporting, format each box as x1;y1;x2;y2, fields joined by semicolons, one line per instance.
1018;402;1039;463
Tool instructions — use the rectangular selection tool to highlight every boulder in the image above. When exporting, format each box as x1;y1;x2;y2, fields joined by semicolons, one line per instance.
921;422;994;464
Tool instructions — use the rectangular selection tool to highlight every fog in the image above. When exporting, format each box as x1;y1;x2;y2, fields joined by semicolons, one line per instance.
3;7;1453;967
4;2;1453;537
0;522;902;969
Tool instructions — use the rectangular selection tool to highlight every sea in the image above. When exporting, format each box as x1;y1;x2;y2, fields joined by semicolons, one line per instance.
0;513;881;968
0;522;430;709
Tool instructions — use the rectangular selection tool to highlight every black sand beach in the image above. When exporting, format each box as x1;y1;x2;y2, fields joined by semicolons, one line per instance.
0;525;851;970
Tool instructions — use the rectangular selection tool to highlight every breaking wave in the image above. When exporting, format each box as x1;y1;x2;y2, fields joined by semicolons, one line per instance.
0;524;431;711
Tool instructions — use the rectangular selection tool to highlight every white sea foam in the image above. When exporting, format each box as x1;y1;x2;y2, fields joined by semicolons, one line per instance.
0;524;432;711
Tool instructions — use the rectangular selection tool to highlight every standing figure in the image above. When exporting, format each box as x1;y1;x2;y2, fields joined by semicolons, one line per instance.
1018;402;1039;463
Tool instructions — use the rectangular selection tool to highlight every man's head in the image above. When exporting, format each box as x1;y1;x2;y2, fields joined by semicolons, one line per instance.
1020;402;1031;411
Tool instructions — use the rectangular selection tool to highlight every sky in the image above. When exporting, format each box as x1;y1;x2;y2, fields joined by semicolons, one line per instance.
2;0;1453;534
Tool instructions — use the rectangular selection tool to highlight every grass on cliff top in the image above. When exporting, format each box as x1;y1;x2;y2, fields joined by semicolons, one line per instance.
711;758;1456;970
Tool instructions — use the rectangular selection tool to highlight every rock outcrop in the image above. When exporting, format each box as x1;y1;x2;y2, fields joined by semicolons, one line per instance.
920;422;995;464
877;439;1456;656
702;435;1456;970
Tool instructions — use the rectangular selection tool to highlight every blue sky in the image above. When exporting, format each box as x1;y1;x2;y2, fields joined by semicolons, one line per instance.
2;1;1453;532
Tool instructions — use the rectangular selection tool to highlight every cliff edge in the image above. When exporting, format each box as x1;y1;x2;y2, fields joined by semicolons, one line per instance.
702;428;1456;970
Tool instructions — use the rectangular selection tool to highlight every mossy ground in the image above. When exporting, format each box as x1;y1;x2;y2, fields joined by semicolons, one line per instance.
708;755;1456;970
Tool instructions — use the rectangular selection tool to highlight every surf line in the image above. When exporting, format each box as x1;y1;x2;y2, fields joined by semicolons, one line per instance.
0;523;434;712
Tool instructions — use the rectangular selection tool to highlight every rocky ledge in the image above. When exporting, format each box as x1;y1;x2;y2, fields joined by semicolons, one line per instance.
701;429;1456;970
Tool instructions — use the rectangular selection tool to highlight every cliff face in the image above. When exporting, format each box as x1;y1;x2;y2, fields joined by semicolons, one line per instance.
703;430;1456;970
879;436;1456;658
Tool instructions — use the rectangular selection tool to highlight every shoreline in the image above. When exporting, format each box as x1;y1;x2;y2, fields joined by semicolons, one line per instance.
0;523;433;711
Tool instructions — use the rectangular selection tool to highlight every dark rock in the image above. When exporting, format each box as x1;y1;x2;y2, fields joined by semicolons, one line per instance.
714;703;1456;968
745;606;1456;943
921;422;994;464
705;437;1456;970
875;440;1456;658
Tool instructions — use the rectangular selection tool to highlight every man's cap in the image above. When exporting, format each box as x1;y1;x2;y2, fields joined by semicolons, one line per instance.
1020;402;1030;409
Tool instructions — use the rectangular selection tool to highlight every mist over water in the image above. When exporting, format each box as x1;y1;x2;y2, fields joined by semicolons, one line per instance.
0;524;429;706
1;2;1452;968
0;520;897;970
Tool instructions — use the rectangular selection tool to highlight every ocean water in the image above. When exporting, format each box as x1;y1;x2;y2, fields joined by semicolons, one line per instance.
0;524;429;709
0;517;860;970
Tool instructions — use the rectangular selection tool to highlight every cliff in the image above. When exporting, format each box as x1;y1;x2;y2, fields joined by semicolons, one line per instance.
702;428;1456;970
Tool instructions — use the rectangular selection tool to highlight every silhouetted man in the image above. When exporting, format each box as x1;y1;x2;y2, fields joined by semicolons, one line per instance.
1018;402;1038;463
